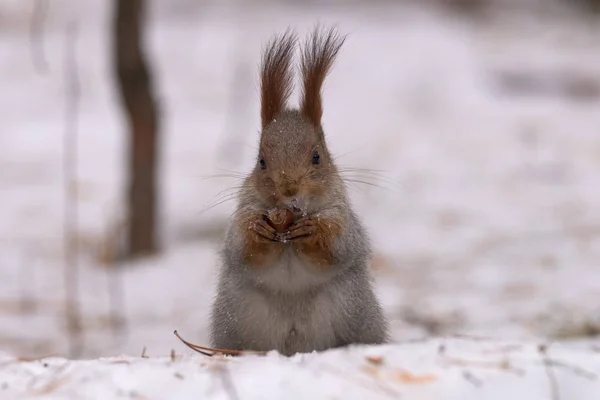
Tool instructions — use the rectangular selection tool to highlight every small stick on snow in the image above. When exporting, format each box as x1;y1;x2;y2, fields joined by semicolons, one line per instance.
442;356;524;375
214;362;241;400
0;354;58;367
462;370;483;388
546;359;597;381
173;330;268;357
539;344;560;400
437;344;525;376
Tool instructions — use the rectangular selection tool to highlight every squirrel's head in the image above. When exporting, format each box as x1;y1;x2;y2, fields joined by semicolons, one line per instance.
251;27;346;211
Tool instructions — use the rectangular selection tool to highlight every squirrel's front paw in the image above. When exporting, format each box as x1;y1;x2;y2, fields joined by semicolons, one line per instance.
281;217;317;242
240;212;286;267
249;214;283;243
284;216;342;267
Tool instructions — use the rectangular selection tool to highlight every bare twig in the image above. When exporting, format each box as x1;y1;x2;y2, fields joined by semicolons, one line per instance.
539;344;560;400
19;244;37;314
214;362;240;400
0;353;58;367
547;359;597;381
63;21;83;359
449;333;495;342
173;330;267;357
437;342;525;376
438;343;446;355
538;343;597;384
27;361;71;394
441;355;524;376
30;0;50;74
140;346;148;358
462;370;483;388
106;262;127;344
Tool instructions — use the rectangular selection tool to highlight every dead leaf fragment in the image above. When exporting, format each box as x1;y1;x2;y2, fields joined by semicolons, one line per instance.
107;360;130;365
365;356;384;365
362;365;380;378
395;370;437;384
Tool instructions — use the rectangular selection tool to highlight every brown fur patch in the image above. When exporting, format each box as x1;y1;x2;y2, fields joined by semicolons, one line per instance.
292;216;343;268
300;26;346;128
239;211;285;268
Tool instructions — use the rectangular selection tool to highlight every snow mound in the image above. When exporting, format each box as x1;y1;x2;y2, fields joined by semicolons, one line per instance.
1;339;599;399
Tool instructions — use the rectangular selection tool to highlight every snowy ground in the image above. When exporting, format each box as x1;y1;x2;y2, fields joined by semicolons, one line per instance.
1;0;600;397
2;339;600;399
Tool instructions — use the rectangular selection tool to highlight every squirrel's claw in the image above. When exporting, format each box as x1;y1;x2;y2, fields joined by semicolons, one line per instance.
251;218;282;242
281;217;316;241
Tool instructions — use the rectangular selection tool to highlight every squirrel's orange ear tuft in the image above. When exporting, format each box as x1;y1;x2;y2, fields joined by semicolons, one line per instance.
300;26;346;128
260;29;297;129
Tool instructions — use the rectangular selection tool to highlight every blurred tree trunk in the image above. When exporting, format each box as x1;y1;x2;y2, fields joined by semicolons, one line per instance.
113;0;160;258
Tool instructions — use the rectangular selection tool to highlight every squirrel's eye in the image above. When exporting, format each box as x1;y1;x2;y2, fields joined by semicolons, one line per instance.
259;156;266;170
312;152;320;165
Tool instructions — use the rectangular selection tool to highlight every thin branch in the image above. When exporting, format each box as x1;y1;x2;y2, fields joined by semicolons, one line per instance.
107;262;128;345
19;244;37;314
539;344;560;400
173;330;267;357
547;359;597;381
462;370;483;388
63;21;83;358
215;362;241;400
30;0;50;74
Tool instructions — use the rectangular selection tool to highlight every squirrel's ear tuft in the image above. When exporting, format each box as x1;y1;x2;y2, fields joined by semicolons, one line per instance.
260;29;297;130
300;25;346;128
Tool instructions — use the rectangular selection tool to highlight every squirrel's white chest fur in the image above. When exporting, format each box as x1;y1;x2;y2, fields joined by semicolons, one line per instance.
241;286;340;354
252;246;334;293
241;247;343;353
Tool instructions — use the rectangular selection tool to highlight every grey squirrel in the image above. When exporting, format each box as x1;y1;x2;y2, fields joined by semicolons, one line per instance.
209;26;389;356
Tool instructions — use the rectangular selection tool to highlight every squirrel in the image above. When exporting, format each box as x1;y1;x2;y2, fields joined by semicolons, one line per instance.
209;26;389;356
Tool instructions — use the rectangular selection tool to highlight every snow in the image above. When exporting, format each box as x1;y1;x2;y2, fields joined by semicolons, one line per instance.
1;0;600;397
2;339;600;399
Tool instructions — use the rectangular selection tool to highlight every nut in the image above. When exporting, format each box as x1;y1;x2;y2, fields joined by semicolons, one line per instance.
266;208;295;233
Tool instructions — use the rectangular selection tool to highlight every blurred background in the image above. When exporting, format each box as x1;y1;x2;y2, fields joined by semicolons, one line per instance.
1;0;600;359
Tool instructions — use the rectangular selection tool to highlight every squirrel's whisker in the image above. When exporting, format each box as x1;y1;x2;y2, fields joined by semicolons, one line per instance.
344;181;367;195
341;178;397;193
200;174;246;181
332;144;371;161
216;168;249;176
338;167;399;182
337;165;388;173
199;194;238;215
339;173;402;190
202;183;275;215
